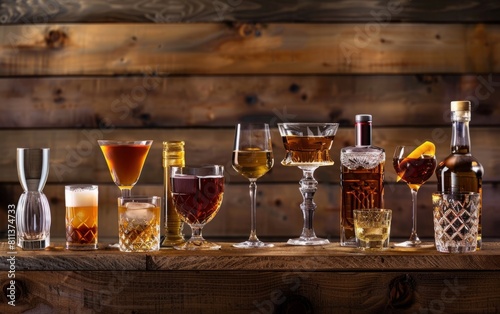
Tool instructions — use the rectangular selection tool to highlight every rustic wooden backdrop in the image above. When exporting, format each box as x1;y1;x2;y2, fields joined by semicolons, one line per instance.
1;0;499;242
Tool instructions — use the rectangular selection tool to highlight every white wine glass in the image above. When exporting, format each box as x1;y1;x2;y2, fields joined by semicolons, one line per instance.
232;123;274;248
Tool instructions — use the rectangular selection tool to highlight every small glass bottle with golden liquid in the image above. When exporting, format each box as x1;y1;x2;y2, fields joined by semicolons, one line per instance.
161;141;186;247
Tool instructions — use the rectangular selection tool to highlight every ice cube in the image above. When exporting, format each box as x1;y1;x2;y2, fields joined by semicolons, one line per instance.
124;202;155;221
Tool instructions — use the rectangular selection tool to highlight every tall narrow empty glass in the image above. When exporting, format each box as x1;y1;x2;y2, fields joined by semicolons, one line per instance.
16;148;51;250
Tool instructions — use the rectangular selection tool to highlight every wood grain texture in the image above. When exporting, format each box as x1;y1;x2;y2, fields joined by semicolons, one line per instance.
1;242;500;271
2;0;500;23
1;23;499;75
1;257;500;312
0;75;498;128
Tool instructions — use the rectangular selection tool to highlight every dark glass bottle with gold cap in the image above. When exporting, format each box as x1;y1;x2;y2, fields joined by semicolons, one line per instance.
161;141;186;247
436;100;484;249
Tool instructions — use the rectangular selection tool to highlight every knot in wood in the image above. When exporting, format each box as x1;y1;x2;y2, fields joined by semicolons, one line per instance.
276;294;313;314
237;23;262;38
387;274;415;309
45;29;67;49
2;279;26;302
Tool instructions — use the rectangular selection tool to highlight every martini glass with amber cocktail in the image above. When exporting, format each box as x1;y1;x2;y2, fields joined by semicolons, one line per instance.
277;123;339;246
98;140;152;197
393;141;436;248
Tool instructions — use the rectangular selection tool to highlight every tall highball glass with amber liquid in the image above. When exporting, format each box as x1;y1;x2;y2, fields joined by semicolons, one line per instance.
436;100;484;249
278;123;339;246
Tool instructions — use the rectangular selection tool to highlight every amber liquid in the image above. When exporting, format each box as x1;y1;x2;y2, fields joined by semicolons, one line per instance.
232;149;273;179
171;175;224;225
66;206;98;246
118;203;161;252
281;135;335;166
100;144;151;188
341;164;384;243
393;156;436;190
436;150;483;248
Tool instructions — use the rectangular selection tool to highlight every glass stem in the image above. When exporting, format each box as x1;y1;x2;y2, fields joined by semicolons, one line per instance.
299;167;318;238
190;225;204;242
248;179;259;242
409;188;421;244
121;188;132;198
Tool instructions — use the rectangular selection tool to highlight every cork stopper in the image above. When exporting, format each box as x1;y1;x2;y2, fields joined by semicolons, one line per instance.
450;101;471;112
355;114;372;123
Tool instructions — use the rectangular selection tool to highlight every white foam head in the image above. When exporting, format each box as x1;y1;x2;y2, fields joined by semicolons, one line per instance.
65;186;98;207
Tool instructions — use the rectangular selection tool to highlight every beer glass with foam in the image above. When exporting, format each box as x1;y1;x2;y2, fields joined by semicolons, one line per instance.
65;185;98;250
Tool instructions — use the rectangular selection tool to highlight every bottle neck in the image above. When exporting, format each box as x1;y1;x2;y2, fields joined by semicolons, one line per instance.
451;120;471;154
355;121;372;146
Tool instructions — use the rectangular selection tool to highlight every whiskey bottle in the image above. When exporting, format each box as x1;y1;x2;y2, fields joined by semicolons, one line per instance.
340;115;385;247
161;141;186;247
436;100;484;249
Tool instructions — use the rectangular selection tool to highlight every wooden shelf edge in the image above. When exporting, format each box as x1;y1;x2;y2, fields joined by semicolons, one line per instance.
1;241;499;272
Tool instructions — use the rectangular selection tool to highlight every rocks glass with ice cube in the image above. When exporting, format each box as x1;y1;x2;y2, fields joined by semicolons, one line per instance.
118;196;161;252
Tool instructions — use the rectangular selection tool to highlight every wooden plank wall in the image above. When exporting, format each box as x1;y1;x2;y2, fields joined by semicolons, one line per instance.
1;0;500;241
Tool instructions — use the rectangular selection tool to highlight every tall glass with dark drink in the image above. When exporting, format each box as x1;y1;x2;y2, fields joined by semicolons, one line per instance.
171;165;224;250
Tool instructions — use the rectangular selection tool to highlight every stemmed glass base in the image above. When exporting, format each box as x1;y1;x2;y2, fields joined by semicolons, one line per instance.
288;166;330;246
394;188;433;249
233;180;274;249
174;225;220;250
234;235;274;248
288;236;329;246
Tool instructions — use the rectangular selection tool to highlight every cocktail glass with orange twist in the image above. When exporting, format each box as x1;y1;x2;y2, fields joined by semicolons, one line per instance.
393;141;437;248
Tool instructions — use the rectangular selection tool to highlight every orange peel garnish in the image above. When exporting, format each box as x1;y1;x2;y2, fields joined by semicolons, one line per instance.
396;141;435;182
407;141;435;159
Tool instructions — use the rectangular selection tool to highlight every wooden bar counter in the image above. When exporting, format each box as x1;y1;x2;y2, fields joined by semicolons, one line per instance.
1;241;500;313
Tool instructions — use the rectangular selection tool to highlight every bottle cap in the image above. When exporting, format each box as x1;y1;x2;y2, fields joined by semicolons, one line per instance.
450;101;471;112
355;114;372;122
